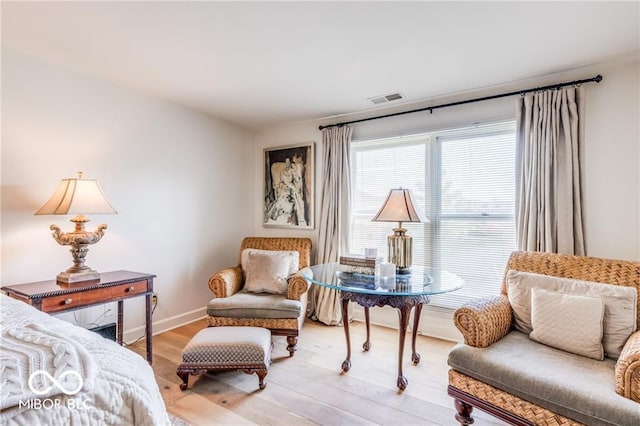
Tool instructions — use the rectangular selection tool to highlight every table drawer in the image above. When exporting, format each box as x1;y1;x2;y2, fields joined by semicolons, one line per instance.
41;280;149;313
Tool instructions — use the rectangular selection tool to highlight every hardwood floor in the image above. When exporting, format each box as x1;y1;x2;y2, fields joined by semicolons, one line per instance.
131;319;506;426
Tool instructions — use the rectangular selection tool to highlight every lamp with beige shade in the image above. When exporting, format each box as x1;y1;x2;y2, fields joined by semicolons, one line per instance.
35;172;117;284
372;188;428;274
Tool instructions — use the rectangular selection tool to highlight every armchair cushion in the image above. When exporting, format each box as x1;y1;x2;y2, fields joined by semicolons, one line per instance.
448;331;640;426
242;249;296;294
207;291;302;319
507;269;637;358
529;288;605;360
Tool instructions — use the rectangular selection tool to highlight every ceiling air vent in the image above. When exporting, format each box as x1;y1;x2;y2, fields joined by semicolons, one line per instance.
368;92;404;105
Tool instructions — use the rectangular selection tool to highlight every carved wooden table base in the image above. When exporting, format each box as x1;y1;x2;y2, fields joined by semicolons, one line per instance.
340;291;431;391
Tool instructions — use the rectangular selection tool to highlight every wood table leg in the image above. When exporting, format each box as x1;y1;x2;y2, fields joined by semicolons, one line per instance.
145;292;153;364
396;304;411;390
117;300;124;345
411;303;423;364
341;297;352;372
363;306;371;351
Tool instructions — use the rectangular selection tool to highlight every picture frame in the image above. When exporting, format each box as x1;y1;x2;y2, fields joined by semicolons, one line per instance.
263;142;314;229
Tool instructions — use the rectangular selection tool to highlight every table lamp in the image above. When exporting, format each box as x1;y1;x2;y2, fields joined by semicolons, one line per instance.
35;172;117;284
372;188;427;274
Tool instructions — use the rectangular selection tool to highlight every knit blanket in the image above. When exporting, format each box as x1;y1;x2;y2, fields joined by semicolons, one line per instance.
0;294;170;425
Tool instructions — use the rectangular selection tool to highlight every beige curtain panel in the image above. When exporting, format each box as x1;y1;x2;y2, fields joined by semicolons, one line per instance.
308;126;352;326
515;87;586;255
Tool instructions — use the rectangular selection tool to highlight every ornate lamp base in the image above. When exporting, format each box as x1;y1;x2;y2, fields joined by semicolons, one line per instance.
50;215;107;285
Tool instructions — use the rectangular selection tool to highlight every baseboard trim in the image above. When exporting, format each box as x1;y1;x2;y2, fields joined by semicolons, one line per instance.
124;306;207;344
123;304;463;344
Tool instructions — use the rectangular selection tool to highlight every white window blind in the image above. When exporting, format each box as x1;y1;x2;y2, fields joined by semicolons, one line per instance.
350;121;516;309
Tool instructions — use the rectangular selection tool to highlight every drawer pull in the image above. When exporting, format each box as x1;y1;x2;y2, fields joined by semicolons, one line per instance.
64;298;73;305
127;286;135;292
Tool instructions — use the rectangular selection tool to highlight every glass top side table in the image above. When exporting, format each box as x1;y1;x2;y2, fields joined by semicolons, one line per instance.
304;262;463;390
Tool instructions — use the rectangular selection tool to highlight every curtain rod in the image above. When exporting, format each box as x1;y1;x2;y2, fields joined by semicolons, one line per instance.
318;74;603;131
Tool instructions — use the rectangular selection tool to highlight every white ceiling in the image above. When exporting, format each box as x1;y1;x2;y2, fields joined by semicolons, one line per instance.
2;1;639;130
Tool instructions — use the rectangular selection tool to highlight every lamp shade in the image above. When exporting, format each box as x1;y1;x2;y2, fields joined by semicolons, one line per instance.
35;174;117;216
372;188;428;224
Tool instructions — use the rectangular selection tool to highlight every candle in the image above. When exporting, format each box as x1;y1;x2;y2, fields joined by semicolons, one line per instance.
379;262;396;289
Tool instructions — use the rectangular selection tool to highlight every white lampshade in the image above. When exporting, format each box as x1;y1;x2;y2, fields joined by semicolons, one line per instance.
35;173;117;216
372;188;428;224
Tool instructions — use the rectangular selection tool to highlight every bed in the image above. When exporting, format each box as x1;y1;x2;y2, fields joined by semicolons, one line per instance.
0;293;170;425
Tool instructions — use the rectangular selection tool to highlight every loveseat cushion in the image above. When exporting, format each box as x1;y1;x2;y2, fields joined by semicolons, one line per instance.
448;331;640;426
207;290;302;319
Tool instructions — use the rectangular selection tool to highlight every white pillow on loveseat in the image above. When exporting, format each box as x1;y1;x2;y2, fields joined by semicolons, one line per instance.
506;269;637;358
529;287;605;359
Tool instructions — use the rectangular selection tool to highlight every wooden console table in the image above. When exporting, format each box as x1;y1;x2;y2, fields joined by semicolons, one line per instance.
1;270;155;364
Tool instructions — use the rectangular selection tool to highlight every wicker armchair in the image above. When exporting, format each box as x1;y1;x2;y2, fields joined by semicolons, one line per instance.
448;251;640;425
207;237;312;357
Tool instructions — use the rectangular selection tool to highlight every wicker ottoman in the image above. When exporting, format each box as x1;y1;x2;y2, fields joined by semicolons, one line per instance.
177;326;272;390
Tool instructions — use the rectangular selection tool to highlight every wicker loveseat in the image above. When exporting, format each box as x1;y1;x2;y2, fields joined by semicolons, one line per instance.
207;237;312;357
448;251;640;426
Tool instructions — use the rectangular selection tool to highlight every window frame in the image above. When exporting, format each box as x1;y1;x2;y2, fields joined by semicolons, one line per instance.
349;120;517;309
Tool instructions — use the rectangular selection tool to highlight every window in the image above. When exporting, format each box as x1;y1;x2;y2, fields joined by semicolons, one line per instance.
350;121;516;309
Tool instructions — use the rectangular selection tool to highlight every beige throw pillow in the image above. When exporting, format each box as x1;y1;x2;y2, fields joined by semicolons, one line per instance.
529;288;605;360
242;250;298;294
241;248;299;276
506;269;637;358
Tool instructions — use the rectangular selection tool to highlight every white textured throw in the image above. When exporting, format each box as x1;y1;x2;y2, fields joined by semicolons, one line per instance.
1;322;96;410
0;294;169;425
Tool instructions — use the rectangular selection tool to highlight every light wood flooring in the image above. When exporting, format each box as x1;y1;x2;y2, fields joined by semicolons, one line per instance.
131;319;506;426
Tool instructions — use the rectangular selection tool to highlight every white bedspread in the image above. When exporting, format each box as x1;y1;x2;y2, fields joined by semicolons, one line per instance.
0;293;170;425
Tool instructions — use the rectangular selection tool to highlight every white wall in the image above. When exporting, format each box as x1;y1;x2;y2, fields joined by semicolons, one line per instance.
1;48;256;339
583;60;640;260
255;58;640;340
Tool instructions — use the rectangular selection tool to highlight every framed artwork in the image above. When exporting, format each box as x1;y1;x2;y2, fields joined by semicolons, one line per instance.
263;142;314;229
